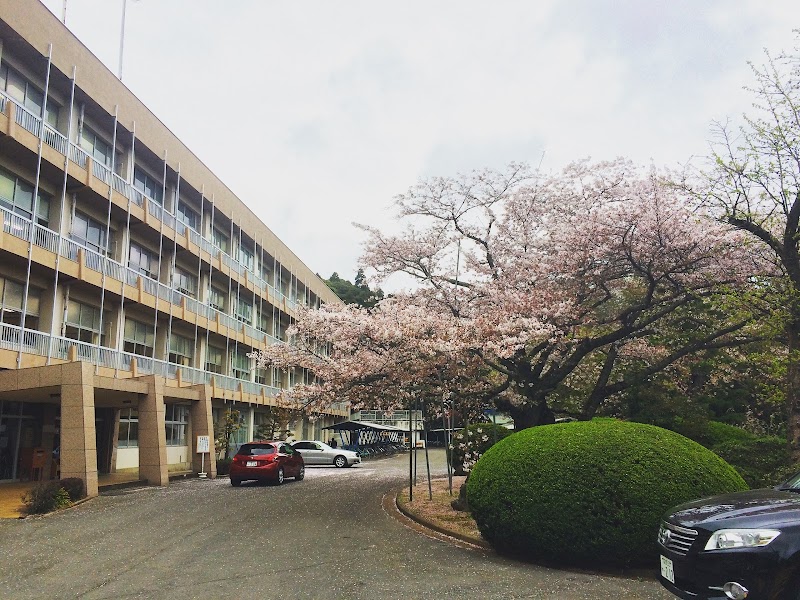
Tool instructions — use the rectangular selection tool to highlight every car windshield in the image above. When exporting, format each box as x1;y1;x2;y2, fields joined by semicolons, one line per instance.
237;444;276;457
778;472;800;491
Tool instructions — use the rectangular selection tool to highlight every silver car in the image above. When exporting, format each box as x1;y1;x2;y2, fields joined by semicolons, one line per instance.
291;441;361;467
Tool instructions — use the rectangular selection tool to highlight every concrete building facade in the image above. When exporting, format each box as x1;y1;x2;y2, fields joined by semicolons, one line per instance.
0;1;345;497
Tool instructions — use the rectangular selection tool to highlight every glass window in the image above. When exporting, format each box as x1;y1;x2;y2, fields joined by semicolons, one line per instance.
231;349;251;380
0;167;51;226
80;126;114;168
238;244;254;271
173;267;197;298
128;242;157;280
64;300;104;345
208;287;226;312
168;333;192;366
164;404;189;446
123;318;154;356
212;227;229;254
133;167;163;205
118;408;138;448
0;62;59;127
71;212;110;255
236;443;276;457
205;346;224;374
234;297;253;324
177;201;199;231
0;277;39;328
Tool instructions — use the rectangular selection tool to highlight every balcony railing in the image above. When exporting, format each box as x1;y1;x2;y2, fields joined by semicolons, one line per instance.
0;90;303;314
0;321;309;404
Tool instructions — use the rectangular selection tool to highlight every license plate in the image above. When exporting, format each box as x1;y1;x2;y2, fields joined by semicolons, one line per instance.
660;555;675;584
246;461;257;467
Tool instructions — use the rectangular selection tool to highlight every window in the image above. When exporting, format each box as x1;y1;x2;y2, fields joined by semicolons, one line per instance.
0;277;39;328
0;62;59;127
168;333;192;366
205;346;224;374
123;318;154;356
231;349;251;380
255;367;270;386
234;297;253;324
118;408;138;448
80;126;115;169
238;244;254;272
71;212;110;255
0;168;50;226
172;267;197;298
208;287;226;312
164;404;189;446
128;242;157;280
176;201;199;232
65;300;104;345
257;309;272;334
133;167;163;205
212;227;229;254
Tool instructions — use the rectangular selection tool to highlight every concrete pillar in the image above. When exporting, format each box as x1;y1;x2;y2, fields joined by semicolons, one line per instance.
190;385;216;478
138;376;168;486
59;362;98;497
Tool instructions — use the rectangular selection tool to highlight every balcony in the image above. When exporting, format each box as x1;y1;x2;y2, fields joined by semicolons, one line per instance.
0;90;299;311
0;320;300;404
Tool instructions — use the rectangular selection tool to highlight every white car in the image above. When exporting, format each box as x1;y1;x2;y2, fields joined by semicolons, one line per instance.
291;441;361;467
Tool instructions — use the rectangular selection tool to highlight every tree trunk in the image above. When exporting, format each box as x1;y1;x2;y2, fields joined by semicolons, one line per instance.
509;400;556;430
787;319;800;462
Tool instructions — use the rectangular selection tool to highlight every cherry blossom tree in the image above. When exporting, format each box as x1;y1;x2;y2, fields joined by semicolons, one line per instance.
694;37;800;458
254;159;769;429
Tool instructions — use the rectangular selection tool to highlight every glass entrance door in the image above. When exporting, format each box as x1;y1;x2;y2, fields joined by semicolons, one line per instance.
0;402;22;480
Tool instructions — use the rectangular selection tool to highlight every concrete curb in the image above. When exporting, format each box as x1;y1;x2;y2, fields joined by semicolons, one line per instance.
394;489;491;549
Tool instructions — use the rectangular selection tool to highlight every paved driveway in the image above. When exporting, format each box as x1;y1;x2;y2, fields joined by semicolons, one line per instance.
0;449;673;599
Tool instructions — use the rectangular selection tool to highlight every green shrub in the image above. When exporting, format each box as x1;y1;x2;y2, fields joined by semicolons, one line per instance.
449;423;513;475
691;421;757;449
22;481;73;515
466;419;747;568
216;458;232;476
712;436;792;488
59;478;86;502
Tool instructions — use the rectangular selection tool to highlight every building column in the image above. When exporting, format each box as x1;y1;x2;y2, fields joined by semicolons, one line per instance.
190;384;216;478
59;362;98;497
138;376;168;486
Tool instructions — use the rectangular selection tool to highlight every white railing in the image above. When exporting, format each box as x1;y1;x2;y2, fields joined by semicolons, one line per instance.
43;123;69;155
92;159;112;185
69;143;88;168
14;102;41;137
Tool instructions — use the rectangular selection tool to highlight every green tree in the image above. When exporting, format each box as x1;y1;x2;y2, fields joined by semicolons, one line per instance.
697;37;800;458
215;409;242;458
324;269;384;308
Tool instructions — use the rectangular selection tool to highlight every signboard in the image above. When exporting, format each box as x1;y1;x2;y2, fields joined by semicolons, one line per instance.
196;435;210;454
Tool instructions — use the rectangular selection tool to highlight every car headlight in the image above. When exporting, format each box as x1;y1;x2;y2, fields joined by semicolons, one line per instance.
704;529;781;550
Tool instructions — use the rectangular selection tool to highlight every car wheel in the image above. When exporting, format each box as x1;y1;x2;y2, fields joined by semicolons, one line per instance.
274;466;285;485
296;465;305;481
230;478;241;487
334;455;347;468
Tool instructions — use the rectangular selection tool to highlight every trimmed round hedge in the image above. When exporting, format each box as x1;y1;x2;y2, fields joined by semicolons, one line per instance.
466;419;748;568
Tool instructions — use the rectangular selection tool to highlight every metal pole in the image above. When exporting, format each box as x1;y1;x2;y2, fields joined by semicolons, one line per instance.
118;0;127;81
408;398;413;502
423;399;432;501
443;398;452;496
48;64;77;365
19;43;52;367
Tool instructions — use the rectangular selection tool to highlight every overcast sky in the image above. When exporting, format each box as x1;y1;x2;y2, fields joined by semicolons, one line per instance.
40;0;798;289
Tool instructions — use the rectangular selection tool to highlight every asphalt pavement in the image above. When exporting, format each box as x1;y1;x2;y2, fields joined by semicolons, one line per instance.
0;449;674;599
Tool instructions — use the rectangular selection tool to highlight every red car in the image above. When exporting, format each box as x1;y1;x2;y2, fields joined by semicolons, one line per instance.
229;441;305;486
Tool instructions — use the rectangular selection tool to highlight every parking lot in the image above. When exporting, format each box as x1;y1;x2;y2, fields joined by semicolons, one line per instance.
0;450;672;599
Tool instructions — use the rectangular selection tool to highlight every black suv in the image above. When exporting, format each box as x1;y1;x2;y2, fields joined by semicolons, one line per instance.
657;472;800;600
